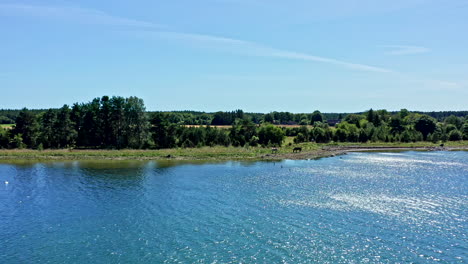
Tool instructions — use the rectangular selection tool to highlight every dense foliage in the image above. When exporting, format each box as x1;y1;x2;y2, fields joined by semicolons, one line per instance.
3;108;466;126
0;97;467;150
291;110;467;144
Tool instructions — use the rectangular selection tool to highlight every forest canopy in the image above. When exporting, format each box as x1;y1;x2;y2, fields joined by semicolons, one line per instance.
0;96;467;149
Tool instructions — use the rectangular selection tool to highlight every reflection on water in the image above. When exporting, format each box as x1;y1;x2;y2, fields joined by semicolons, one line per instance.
0;151;467;263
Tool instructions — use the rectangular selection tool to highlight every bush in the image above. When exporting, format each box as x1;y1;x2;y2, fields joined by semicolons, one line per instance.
11;134;26;149
448;129;462;141
258;124;285;146
462;122;468;140
249;136;259;147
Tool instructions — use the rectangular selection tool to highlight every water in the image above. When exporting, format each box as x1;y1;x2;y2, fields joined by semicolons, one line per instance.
0;151;466;263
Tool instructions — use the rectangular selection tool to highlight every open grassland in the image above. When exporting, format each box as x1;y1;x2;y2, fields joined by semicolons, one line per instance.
1;140;467;162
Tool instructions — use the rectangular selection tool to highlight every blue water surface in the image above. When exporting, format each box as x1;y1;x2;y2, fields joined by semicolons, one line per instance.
0;151;467;263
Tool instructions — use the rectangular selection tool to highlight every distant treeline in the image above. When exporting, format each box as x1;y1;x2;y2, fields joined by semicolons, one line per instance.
2;107;467;126
0;96;467;149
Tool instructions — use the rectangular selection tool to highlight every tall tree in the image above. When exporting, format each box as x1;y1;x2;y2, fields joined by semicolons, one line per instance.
124;96;150;148
80;99;101;147
39;109;57;148
389;116;404;135
54;105;77;148
310;110;324;125
109;96;126;148
100;96;113;147
12;108;39;148
263;113;274;123
414;115;437;140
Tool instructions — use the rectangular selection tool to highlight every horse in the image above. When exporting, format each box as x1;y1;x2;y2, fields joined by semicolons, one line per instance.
293;147;302;153
271;147;278;154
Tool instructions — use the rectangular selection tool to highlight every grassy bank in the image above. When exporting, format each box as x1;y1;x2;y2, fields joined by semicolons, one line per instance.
0;141;467;161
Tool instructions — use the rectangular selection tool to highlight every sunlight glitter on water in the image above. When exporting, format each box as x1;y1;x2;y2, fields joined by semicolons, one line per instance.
0;151;467;263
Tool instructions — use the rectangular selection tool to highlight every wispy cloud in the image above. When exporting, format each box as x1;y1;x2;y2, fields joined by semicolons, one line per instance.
414;79;466;92
138;31;393;73
154;31;463;89
382;45;430;55
0;3;162;28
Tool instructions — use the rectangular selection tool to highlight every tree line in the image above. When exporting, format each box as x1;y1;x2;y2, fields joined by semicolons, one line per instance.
0;96;286;149
3;107;467;126
289;109;468;144
0;96;467;149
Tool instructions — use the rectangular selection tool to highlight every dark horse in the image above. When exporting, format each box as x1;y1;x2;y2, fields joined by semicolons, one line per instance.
271;147;278;154
293;147;302;153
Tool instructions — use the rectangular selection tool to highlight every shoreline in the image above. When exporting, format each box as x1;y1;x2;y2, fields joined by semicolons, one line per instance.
0;144;467;162
260;146;468;161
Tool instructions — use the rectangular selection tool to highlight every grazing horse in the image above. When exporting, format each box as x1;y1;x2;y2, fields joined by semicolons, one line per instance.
271;147;278;154
293;147;302;153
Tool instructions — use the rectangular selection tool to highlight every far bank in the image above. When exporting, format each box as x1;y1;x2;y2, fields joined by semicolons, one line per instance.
1;141;467;162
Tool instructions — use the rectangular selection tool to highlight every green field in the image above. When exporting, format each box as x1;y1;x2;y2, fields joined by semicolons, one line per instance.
0;124;13;129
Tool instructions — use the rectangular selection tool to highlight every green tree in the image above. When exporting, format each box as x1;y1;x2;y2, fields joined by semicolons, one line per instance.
258;124;285;146
11;108;39;148
124;96;150;149
414;115;437;140
100;96;113;147
445;115;463;129
70;103;83;144
335;122;359;142
109;96;126;148
444;124;457;134
310;110;324;125
82;98;102;147
230;119;257;147
0;115;14;124
249;135;259;147
10;134;26;149
343;114;365;128
399;109;410;119
367;109;375;124
311;126;331;143
151;113;177;149
366;109;382;126
462;122;468;140
54;105;77;148
263;113;274;123
448;129;462;141
39;109;57;148
389;116;404;134
0;128;9;148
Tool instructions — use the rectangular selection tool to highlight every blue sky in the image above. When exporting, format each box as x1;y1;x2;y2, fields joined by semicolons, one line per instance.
1;0;467;112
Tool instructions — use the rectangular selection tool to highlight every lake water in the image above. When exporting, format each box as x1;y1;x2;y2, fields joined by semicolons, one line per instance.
0;151;467;263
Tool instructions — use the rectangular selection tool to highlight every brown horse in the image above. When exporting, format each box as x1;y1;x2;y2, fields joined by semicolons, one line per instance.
293;147;302;153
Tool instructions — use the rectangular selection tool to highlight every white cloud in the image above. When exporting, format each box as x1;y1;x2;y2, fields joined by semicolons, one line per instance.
138;31;392;73
0;3;162;28
382;45;431;55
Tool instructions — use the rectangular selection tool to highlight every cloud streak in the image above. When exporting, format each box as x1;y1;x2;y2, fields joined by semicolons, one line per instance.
0;3;162;28
382;45;430;55
139;31;393;73
152;31;463;89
